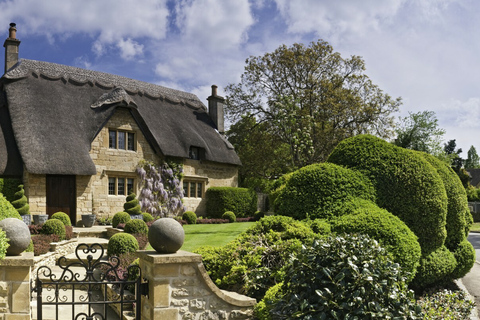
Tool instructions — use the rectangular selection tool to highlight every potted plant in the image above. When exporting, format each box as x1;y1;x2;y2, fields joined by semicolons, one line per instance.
82;214;96;227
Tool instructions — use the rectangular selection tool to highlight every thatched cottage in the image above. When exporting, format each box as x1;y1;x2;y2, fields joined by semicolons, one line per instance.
0;24;240;225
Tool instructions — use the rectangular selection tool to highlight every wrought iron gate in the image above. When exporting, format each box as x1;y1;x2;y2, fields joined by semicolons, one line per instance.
32;243;148;320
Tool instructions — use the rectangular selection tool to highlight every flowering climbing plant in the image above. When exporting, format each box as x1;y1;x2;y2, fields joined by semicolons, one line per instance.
136;159;185;217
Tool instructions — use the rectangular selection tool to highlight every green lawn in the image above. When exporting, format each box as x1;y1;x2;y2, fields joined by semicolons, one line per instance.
470;222;480;232
146;222;255;252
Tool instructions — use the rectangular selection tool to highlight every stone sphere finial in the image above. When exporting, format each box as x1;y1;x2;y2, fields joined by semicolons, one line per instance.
148;218;185;254
0;218;31;255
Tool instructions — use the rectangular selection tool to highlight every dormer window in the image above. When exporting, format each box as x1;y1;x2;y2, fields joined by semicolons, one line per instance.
189;146;202;160
109;129;135;151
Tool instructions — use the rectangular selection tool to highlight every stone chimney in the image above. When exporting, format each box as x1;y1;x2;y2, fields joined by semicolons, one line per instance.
207;85;225;134
4;23;20;73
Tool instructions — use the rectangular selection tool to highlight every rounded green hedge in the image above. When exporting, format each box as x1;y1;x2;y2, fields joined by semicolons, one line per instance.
451;238;476;280
0;193;21;221
41;219;66;240
182;211;197;224
124;219;148;235
305;219;331;235
275;162;376;220
222;211;236;223
112;211;131;228
244;215;315;241
142;212;154;223
107;233;139;257
11;184;30;216
51;212;72;226
124;193;141;216
412;245;457;290
330;206;421;283
327;134;448;255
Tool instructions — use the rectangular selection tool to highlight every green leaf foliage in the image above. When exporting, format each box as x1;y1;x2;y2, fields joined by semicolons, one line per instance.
182;211;197;224
411;245;457;290
222;211;236;223
327;134;448;255
107;233;139;257
11;184;30;216
51;212;71;226
0;193;21;221
275;163;376;220
205;187;257;218
0;178;22;202
41;219;66;241
112;211;131;228
450;239;476;280
124;193;141;215
271;234;422;319
142;212;154;223
254;282;283;320
124;219;148;235
419;289;474;319
329;206;421;283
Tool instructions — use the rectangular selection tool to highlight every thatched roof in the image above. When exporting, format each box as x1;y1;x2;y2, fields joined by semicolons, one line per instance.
0;59;240;176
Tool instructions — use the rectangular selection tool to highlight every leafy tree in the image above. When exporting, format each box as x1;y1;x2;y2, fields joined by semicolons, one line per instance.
465;145;480;169
444;139;464;171
393;110;445;154
225;39;401;169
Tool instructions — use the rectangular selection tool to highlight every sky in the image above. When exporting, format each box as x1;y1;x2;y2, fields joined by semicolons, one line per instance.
1;0;479;154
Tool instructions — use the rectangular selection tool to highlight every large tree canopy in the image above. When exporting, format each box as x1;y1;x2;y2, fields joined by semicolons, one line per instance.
225;40;401;169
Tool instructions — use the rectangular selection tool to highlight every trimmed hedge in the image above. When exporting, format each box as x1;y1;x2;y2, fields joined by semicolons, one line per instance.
112;212;131;228
275;163;376;220
182;211;197;225
41;219;66;240
107;233;139;257
327;134;448;255
11;184;30;216
0;193;22;221
124;219;148;235
412;245;457;290
124;193;141;216
205;187;257;218
51;212;72;226
142;212;154;223
222;211;236;223
329;206;421;283
0;178;22;202
451;238;476;279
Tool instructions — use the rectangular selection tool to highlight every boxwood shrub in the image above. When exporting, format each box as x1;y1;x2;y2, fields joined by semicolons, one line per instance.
412;245;457;290
0;229;9;259
142;212;154;223
182;211;197;224
51;212;71;226
0;178;22;202
112;211;131;228
124;193;141;216
11;184;30;216
329;206;421;283
124;219;148;235
222;211;236;223
275;162;376;220
41;219;66;240
107;233;139;257
327;134;448;255
205;187;257;218
0;193;21;221
450;238;476;280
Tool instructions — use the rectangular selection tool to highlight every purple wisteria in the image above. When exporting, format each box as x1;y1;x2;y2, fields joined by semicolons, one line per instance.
136;160;185;217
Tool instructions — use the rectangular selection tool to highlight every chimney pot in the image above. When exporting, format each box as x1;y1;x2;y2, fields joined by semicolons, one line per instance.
211;85;218;97
8;23;16;39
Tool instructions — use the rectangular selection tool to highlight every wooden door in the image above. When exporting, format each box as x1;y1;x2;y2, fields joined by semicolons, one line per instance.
46;175;76;223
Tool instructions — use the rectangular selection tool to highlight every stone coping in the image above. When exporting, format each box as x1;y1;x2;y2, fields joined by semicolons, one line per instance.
0;251;34;266
137;250;203;264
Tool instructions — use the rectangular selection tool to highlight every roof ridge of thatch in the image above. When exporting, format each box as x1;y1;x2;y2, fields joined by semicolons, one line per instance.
3;59;205;110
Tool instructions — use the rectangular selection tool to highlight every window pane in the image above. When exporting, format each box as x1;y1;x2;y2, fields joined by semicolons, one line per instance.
190;182;196;197
118;132;126;149
108;178;116;195
127;133;135;151
127;178;134;194
197;183;202;198
189;147;199;160
118;178;125;195
183;182;188;197
109;130;116;149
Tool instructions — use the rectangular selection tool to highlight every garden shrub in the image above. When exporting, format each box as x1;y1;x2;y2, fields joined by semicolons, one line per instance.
65;225;74;240
419;289;474;319
327;135;448;254
24;239;34;253
305;219;331;235
450;238;476;280
329;207;421;283
40;219;66;240
131;233;148;250
142;212;154;223
412;245;457;290
124;219;148;235
31;234;60;256
124;193;141;216
0;193;21;221
254;210;265;221
0;178;22;202
270;234;422;319
268;172;293;212
244;215;315;241
466;187;480;202
254;282;283;320
0;229;9;259
182;211;197;224
11;184;30;216
107;233;139;257
51;212;71;226
112;211;131;228
205;187;257;218
275;162;376;220
222;211;236;223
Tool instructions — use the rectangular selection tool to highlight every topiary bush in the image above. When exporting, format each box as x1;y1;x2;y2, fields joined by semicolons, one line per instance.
142;212;154;223
107;233;139;257
450;238;476;280
205;187;257;218
0;193;21;221
182;211;197;224
275;162;376;220
411;245;457;290
112;211;131;228
0;229;9;259
329;206;421;283
51;212;71;226
124;193;141;216
0;178;22;202
40;219;66;240
270;234;422;319
222;211;236;223
124;219;148;235
11;184;30;216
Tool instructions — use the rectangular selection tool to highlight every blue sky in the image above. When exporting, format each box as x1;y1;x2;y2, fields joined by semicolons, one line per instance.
1;0;479;154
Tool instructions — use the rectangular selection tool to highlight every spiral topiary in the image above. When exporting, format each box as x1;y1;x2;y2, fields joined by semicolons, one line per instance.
112;211;131;228
41;219;66;240
11;185;30;216
124;219;148;235
0;194;21;221
222;211;236;223
51;212;72;226
107;233;139;257
182;211;197;224
123;193;141;216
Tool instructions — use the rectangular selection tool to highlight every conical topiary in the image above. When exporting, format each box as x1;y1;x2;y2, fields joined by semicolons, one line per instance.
11;185;30;216
124;193;141;216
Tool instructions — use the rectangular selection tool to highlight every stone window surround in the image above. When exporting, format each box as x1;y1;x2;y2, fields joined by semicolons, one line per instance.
108;128;136;151
183;176;208;198
107;170;137;196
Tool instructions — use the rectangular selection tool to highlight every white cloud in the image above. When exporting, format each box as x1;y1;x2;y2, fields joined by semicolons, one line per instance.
117;38;144;60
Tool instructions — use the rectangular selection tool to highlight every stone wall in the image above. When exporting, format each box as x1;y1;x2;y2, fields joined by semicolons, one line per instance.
138;250;255;320
31;238;78;281
23;172;46;216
